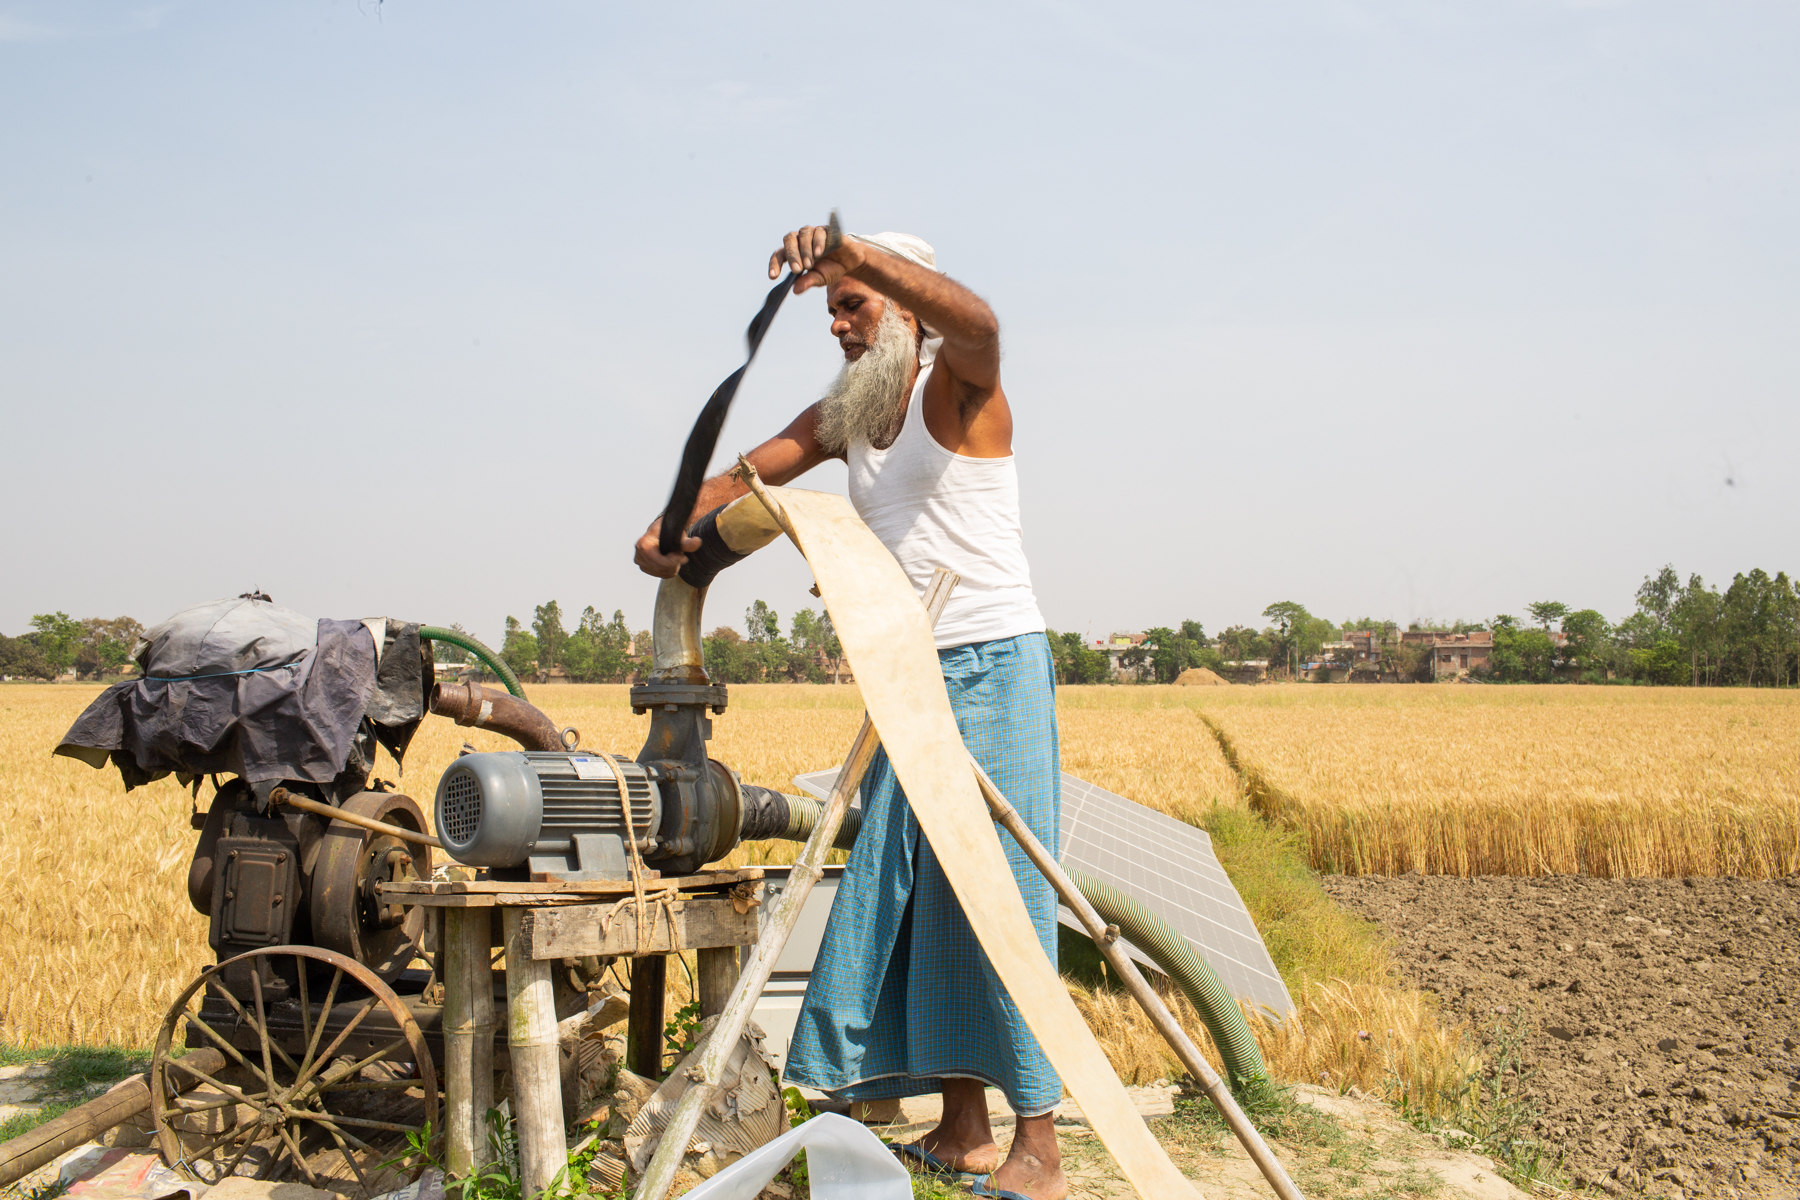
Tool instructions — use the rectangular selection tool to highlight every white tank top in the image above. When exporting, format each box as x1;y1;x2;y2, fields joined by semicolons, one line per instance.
846;341;1046;649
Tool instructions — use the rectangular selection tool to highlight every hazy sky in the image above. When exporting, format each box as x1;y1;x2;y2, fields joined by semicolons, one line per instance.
4;1;1795;647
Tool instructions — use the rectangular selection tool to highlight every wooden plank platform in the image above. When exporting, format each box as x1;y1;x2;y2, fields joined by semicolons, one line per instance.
525;895;760;959
381;867;762;907
413;865;764;1179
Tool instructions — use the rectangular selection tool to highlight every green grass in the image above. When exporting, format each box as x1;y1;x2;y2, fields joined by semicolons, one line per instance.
1191;713;1390;992
1157;1076;1346;1152
1192;800;1389;993
0;1045;153;1144
907;1174;960;1198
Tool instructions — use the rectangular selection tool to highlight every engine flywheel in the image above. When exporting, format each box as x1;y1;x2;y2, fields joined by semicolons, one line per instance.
309;791;432;981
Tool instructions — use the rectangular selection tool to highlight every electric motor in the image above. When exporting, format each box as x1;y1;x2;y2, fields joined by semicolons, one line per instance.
434;750;743;879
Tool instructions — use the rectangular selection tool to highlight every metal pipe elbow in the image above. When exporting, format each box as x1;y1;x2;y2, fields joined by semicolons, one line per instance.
650;577;710;684
429;681;565;752
650;493;789;684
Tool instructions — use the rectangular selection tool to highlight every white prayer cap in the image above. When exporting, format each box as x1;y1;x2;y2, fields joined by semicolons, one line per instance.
847;231;941;273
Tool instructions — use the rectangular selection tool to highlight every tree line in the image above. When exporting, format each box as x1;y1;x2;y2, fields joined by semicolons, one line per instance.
468;599;847;686
0;596;847;687
1492;566;1800;686
1045;607;1355;685
1369;567;1798;686
1040;563;1800;687
703;601;846;684
457;603;650;684
0;613;144;680
10;563;1794;689
1044;620;1206;685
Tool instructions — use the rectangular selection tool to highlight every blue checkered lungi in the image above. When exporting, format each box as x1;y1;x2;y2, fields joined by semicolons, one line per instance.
782;631;1063;1117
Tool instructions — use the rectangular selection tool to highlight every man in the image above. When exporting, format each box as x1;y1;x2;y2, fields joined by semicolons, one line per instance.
634;223;1064;1200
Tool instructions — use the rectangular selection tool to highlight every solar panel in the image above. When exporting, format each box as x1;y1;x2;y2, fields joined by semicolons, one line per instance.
786;768;1292;1020
1057;774;1292;1018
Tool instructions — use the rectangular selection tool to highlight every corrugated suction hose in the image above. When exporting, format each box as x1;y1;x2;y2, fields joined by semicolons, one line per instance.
1065;866;1268;1089
776;793;863;850
736;785;862;851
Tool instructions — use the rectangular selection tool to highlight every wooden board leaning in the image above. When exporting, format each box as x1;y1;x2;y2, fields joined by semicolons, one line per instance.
770;486;1200;1200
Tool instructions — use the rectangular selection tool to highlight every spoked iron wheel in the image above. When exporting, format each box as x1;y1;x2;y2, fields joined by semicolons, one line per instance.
150;946;439;1195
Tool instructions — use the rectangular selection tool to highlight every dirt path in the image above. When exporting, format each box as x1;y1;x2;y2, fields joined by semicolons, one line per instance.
880;1084;1527;1199
1322;873;1800;1198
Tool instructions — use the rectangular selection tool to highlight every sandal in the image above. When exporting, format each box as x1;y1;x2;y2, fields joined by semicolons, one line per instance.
893;1141;980;1180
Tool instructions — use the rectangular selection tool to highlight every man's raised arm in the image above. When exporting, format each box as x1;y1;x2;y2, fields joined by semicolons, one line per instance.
771;227;1001;391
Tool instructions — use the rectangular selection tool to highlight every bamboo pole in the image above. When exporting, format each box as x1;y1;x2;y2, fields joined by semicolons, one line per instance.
470;913;497;1171
443;908;476;1179
967;759;1307;1200
0;1049;227;1187
504;908;568;1195
442;908;496;1180
633;549;959;1200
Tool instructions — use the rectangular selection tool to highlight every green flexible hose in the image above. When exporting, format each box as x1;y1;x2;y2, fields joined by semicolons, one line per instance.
418;625;527;699
770;798;1268;1091
1065;866;1268;1090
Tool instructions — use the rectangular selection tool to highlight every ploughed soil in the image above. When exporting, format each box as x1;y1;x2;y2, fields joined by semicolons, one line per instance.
1322;873;1800;1199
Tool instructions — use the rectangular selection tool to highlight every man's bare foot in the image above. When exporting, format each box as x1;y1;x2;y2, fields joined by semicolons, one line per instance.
898;1078;1000;1174
983;1151;1068;1200
981;1111;1066;1200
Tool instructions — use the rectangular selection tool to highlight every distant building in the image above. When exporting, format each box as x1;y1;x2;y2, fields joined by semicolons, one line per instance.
1401;630;1494;679
1090;632;1147;677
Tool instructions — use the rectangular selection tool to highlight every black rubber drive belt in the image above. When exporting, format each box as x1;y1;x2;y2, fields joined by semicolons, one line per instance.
656;269;796;556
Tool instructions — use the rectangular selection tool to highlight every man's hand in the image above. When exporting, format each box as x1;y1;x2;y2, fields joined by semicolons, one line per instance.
770;224;866;294
634;518;701;578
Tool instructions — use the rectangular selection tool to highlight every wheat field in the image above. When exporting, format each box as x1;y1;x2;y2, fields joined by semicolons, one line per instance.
1189;685;1800;878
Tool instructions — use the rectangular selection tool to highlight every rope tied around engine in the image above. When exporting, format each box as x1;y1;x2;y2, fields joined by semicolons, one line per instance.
593;752;655;953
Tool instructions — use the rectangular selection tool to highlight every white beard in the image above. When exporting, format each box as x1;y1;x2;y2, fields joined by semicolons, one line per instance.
815;305;918;454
